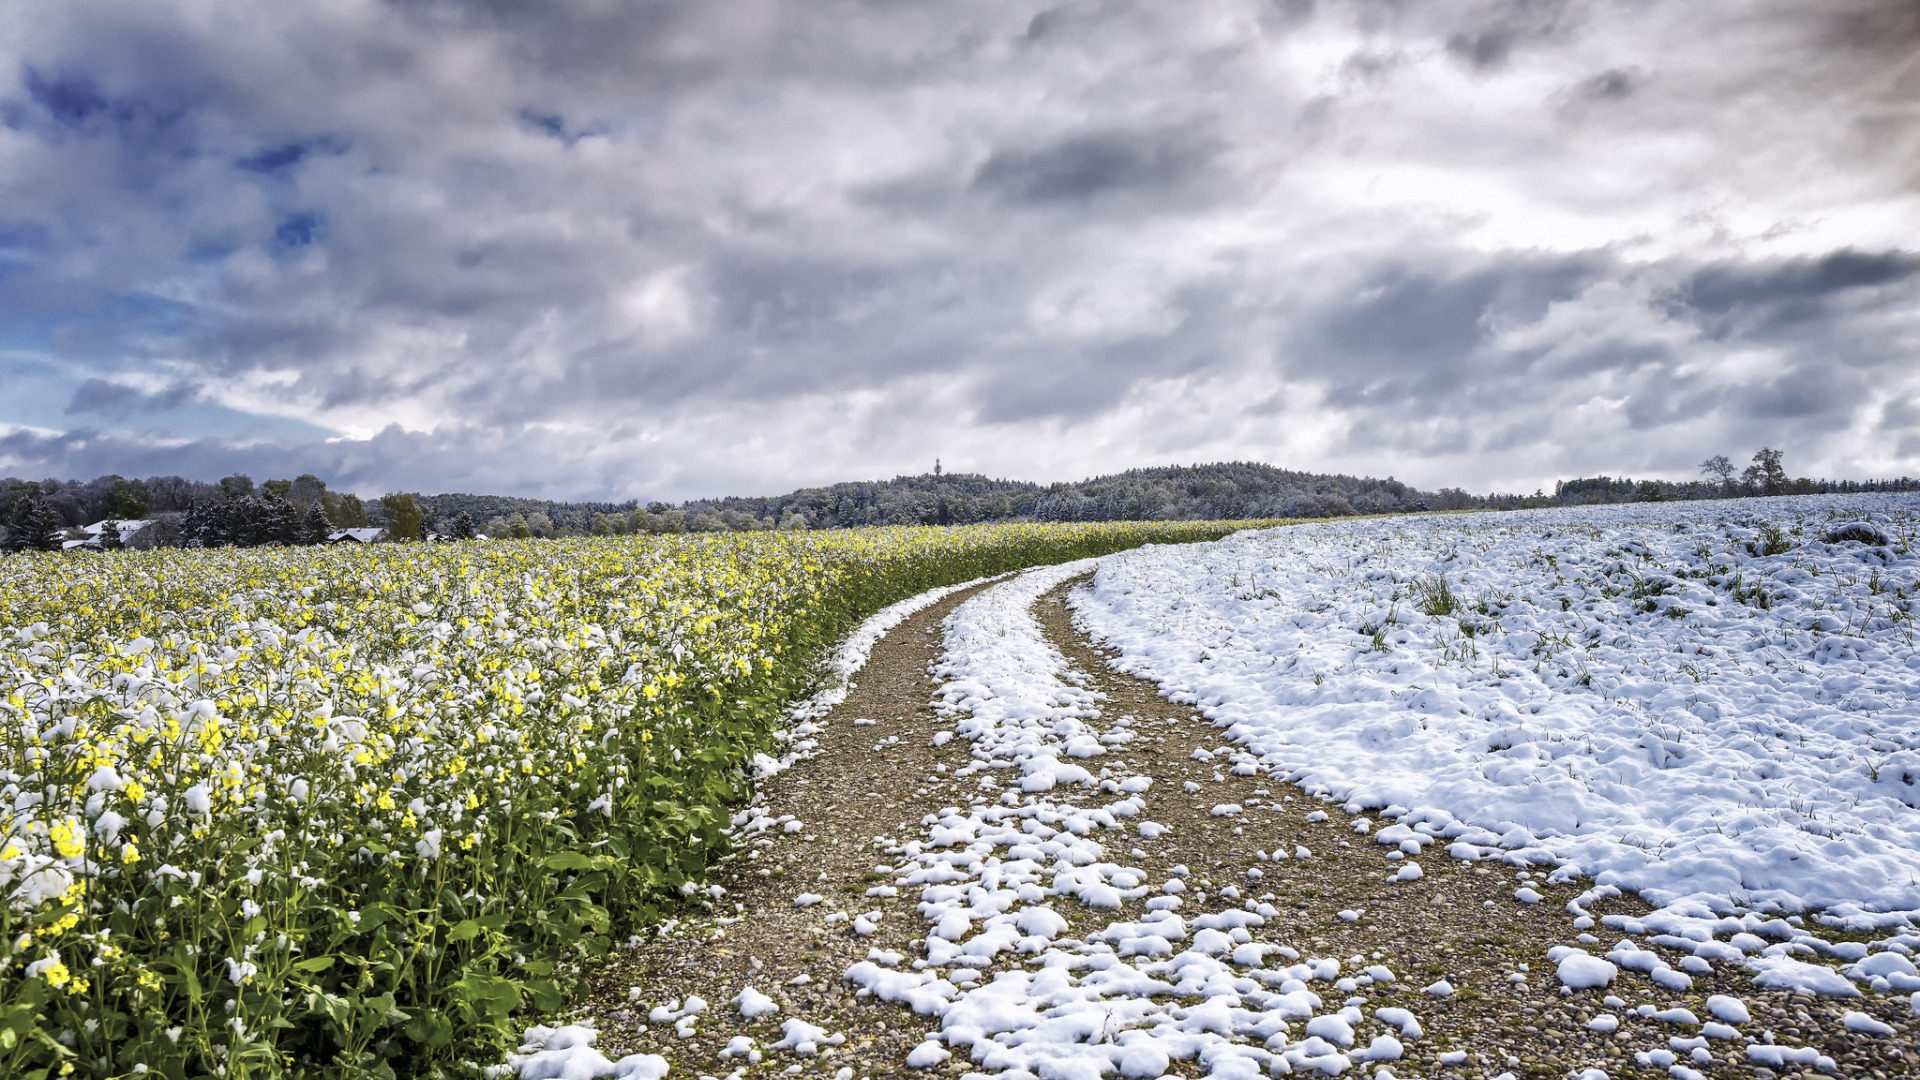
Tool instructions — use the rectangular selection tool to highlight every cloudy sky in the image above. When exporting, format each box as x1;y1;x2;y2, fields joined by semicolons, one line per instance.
2;0;1916;501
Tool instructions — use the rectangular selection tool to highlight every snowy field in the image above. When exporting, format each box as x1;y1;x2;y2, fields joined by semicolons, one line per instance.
880;496;1920;1078
515;496;1920;1080
1075;496;1920;928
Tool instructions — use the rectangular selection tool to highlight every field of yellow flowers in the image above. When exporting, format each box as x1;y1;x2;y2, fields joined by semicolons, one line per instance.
0;521;1273;1080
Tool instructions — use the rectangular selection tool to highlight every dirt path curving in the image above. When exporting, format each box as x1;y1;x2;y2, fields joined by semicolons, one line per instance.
556;573;1915;1080
572;578;994;1073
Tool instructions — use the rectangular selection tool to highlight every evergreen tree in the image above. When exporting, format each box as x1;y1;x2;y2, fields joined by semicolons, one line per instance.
229;498;263;547
261;495;299;545
98;519;123;550
27;499;63;551
184;501;228;547
447;512;476;540
299;503;333;545
5;490;64;552
182;502;208;548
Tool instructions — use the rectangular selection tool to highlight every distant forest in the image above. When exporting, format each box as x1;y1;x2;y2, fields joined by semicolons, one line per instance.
3;451;1915;549
675;462;1429;529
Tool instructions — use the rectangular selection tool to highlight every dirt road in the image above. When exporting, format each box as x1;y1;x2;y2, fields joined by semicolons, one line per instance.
557;573;1913;1080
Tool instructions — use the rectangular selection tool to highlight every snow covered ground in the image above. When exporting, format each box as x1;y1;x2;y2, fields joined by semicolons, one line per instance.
1074;496;1920;995
514;496;1920;1079
852;558;1430;1079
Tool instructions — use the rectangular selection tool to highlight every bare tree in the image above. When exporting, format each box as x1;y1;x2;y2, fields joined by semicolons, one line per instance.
1743;448;1788;496
1698;455;1736;495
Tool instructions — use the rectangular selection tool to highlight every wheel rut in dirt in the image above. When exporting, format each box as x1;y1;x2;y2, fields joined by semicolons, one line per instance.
556;571;1912;1080
572;578;996;1073
1041;580;1913;1080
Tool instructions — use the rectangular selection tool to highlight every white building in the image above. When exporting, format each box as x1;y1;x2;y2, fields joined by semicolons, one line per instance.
63;519;152;550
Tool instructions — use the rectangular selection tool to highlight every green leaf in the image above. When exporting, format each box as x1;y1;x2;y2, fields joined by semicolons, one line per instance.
542;850;596;871
308;989;353;1030
524;978;565;1012
447;919;481;944
292;956;336;973
405;1010;454;1048
453;973;521;1020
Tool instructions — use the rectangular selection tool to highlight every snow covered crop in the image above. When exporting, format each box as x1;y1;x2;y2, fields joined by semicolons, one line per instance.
0;520;1263;1080
1075;495;1920;991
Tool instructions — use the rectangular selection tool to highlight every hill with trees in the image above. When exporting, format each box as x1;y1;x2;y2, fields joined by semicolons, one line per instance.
5;451;1914;549
674;461;1433;530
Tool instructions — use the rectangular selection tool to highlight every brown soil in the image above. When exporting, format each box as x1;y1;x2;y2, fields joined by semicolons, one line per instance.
558;575;1917;1080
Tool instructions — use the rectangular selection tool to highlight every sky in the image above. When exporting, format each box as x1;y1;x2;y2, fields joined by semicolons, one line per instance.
1;0;1916;502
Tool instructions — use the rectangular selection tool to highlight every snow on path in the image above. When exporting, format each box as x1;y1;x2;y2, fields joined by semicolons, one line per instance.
757;570;1019;778
852;558;1421;1079
509;507;1920;1080
508;571;1014;1079
1071;495;1920;994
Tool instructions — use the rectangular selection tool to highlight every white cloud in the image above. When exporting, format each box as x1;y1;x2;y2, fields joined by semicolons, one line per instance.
0;0;1915;498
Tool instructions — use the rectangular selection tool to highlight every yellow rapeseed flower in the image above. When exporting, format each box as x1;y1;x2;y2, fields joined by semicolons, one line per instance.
50;820;84;860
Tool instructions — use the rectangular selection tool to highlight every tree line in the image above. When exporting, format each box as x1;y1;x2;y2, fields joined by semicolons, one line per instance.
1467;449;1918;511
0;473;395;552
671;461;1438;530
5;453;1915;552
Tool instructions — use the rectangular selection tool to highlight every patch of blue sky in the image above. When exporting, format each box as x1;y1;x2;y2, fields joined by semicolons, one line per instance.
0;282;205;357
237;136;349;175
0;351;334;445
274;211;325;248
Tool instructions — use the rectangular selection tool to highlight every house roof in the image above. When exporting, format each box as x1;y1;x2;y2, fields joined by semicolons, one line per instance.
82;519;151;535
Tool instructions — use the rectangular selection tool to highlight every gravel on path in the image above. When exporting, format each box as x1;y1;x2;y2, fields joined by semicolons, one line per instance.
542;573;1915;1080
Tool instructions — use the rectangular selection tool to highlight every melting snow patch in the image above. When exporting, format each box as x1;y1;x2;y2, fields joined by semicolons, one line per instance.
506;1025;669;1080
1551;948;1617;990
734;986;778;1019
905;1040;950;1068
1842;1010;1895;1036
1748;955;1862;997
1746;1044;1837;1072
1704;995;1749;1025
770;1018;840;1057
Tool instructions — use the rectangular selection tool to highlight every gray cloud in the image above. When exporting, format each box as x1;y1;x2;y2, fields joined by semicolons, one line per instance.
1444;0;1581;72
1;0;1917;500
65;378;203;416
1682;250;1920;327
972;127;1227;206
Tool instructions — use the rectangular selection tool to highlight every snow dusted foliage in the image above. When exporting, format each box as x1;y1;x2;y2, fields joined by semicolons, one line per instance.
1074;495;1920;923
